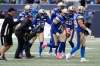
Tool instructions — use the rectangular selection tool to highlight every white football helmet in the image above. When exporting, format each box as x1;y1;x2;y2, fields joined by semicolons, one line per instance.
38;9;45;13
78;6;85;11
68;6;74;11
77;15;84;19
24;4;31;11
57;2;66;7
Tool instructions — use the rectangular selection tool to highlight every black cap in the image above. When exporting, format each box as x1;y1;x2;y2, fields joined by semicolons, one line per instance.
8;8;16;12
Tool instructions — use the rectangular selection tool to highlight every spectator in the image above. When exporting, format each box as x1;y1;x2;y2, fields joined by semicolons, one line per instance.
47;0;62;4
26;0;34;4
0;10;5;19
16;0;26;4
34;0;40;4
86;0;96;4
64;0;80;7
40;0;49;4
80;0;86;6
9;0;16;4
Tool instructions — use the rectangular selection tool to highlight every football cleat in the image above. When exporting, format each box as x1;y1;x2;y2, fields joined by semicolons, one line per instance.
80;58;89;63
56;53;63;60
66;53;71;62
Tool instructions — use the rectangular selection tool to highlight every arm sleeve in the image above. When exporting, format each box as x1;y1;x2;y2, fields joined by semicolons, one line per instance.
50;10;56;21
46;15;52;25
1;18;8;35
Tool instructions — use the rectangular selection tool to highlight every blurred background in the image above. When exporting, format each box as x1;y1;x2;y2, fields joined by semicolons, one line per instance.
0;0;100;37
0;0;98;4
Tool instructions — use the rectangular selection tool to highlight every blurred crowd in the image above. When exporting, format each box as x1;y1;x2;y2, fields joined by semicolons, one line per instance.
0;0;98;4
0;0;96;19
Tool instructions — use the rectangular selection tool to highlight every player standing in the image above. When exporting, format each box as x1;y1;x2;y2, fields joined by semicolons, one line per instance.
66;6;92;62
0;8;16;60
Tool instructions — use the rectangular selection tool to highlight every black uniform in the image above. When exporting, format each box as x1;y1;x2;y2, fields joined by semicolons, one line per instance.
1;14;15;45
15;18;34;58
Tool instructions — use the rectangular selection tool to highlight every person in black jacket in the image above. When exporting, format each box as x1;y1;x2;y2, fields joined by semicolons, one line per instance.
0;8;16;60
14;15;35;59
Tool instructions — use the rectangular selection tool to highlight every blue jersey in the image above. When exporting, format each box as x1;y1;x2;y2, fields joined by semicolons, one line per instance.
31;8;38;18
51;15;66;34
75;13;85;32
17;11;32;21
65;13;74;30
33;13;51;29
51;8;61;22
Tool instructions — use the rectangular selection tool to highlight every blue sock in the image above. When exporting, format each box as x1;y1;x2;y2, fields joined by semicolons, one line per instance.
81;46;85;58
69;41;74;49
58;42;65;53
69;30;74;49
48;37;54;53
39;42;43;56
48;39;55;53
62;42;66;53
49;47;52;53
55;41;60;54
71;31;80;54
55;46;58;54
48;44;52;53
55;42;60;54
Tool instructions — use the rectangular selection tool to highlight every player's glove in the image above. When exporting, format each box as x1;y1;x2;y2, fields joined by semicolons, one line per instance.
86;28;92;35
56;32;60;36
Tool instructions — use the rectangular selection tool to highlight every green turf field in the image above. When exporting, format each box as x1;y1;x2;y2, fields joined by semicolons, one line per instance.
0;36;100;66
